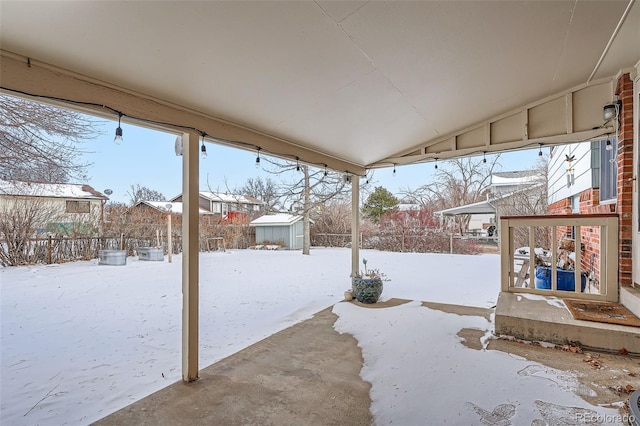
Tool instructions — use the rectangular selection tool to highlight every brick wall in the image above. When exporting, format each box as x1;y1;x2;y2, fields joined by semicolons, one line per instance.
616;73;634;287
548;198;573;245
548;190;611;288
546;73;635;289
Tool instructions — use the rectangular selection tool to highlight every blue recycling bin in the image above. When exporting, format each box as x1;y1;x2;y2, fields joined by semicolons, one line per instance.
534;266;586;292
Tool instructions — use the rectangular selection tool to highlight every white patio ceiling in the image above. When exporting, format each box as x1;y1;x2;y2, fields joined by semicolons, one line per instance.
1;1;639;174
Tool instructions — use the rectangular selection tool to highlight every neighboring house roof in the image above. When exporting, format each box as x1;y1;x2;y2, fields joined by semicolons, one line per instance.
436;183;544;217
135;201;213;215
250;214;312;226
435;169;544;217
491;170;543;187
492;170;540;179
170;192;265;205
0;179;108;200
397;203;421;211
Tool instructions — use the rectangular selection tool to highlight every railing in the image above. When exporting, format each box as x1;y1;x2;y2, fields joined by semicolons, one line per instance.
500;214;618;302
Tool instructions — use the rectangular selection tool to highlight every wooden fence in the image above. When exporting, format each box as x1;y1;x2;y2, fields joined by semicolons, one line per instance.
0;225;255;266
312;231;484;254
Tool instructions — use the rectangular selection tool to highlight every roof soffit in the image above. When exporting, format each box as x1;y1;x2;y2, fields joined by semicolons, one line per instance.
0;1;638;167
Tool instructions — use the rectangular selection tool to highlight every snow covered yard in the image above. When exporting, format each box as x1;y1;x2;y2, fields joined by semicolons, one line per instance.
0;248;622;425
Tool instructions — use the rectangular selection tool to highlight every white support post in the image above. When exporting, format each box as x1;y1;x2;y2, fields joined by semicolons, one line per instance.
167;213;173;263
605;217;619;302
551;226;557;291
575;225;582;294
351;176;360;282
499;218;510;292
182;131;199;382
528;226;535;288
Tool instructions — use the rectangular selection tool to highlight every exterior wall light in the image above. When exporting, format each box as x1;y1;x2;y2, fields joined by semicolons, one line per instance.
603;101;621;121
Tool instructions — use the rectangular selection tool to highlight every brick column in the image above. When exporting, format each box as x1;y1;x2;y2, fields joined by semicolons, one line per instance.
615;73;634;287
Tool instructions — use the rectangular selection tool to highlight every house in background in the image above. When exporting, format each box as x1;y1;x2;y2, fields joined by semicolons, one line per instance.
491;170;542;195
133;201;214;216
131;201;217;225
170;192;264;223
396;202;421;212
0;179;108;235
250;214;312;250
436;170;546;237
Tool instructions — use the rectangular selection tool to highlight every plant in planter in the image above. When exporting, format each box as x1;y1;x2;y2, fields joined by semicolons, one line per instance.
352;258;388;304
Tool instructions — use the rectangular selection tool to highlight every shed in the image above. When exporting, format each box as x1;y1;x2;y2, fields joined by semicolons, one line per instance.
249;214;312;250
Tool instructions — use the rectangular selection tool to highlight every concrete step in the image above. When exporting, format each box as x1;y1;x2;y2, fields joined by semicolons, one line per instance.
495;291;640;354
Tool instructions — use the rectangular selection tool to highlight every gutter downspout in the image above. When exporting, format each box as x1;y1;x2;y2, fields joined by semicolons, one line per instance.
587;0;635;83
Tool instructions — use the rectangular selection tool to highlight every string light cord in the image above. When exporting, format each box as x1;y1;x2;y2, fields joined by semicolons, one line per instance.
380;130;615;169
1;86;365;177
1;86;616;177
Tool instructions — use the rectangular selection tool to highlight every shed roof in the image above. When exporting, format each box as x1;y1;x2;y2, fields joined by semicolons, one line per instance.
250;214;309;226
0;179;108;200
436;199;497;217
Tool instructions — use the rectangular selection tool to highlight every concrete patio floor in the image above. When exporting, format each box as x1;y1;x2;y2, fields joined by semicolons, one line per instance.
93;306;372;426
94;298;640;425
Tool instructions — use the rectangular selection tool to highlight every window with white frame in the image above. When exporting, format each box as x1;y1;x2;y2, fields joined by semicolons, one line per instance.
599;137;617;203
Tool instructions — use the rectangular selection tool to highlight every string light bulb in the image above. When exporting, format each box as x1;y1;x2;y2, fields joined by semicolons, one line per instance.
114;112;123;143
393;164;396;177
483;152;487;163
434;158;438;170
323;164;328;177
200;133;207;159
605;137;613;151
538;144;543;157
255;147;261;168
296;157;300;172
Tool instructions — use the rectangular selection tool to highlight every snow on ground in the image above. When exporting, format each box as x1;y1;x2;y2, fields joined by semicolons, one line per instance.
333;301;621;425
0;248;616;425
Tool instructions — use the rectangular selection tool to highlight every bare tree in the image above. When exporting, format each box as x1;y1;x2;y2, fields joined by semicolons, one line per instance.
0;196;54;265
239;177;280;214
495;155;549;248
264;158;350;255
310;200;352;247
399;156;500;234
0;182;102;265
0;94;99;183
127;184;166;206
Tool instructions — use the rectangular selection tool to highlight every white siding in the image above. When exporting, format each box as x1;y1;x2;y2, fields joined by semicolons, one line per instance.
548;142;593;205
